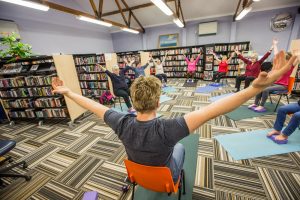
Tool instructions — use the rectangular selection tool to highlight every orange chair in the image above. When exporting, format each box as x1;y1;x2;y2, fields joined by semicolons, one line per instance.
124;159;186;200
270;77;295;111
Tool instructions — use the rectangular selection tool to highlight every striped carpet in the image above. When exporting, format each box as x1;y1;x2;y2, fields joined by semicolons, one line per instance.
0;79;299;200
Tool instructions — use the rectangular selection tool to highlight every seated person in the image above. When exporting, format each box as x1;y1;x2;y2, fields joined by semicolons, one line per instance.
234;44;273;92
267;101;300;142
98;64;135;113
52;51;295;181
211;51;235;83
152;51;168;87
183;51;202;83
123;54;152;78
249;39;299;112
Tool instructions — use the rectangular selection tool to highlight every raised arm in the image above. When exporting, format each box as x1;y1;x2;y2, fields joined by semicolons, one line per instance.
226;52;235;64
184;51;296;133
97;64;113;77
195;51;202;63
162;51;168;65
52;77;109;119
273;38;279;56
258;46;273;64
235;49;250;63
211;51;221;63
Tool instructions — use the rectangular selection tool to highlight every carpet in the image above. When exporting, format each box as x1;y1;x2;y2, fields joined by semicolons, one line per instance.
195;86;219;93
183;80;198;87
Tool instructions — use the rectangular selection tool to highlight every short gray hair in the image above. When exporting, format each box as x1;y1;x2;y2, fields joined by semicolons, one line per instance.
112;65;119;71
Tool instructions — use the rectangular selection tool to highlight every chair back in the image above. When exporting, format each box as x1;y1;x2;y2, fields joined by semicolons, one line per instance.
124;159;179;194
287;77;295;94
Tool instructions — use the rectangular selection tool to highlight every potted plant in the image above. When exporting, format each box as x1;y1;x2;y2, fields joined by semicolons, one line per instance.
0;32;33;62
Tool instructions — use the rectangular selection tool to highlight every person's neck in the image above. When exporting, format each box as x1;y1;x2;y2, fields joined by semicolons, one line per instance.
136;110;157;121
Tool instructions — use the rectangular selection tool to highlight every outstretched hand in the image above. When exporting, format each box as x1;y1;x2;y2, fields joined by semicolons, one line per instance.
52;77;71;95
252;51;297;89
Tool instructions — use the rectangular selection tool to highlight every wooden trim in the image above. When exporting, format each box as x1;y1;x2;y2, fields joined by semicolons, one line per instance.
98;0;103;17
89;0;99;17
115;0;128;26
128;11;132;27
102;0;175;17
120;0;145;33
175;0;179;17
38;0;143;32
233;0;242;21
179;0;185;25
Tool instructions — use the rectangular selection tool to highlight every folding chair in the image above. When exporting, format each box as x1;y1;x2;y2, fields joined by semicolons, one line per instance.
269;77;295;112
113;96;123;111
124;159;185;200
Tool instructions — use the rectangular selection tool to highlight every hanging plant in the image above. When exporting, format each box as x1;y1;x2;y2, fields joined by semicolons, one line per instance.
0;32;33;62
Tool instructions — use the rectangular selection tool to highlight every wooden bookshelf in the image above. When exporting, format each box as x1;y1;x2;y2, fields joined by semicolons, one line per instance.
116;51;141;81
0;55;85;125
73;54;109;98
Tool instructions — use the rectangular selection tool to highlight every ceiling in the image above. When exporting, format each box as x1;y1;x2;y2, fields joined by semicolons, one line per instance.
0;0;299;33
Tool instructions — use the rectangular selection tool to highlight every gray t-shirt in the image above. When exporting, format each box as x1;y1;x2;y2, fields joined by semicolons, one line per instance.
104;109;189;166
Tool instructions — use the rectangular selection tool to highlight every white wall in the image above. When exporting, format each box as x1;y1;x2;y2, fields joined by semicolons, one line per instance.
0;2;114;55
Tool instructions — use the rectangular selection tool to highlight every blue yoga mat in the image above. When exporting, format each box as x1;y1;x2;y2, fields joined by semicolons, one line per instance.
162;86;177;93
160;95;173;103
209;93;234;102
195;86;219;93
214;129;300;160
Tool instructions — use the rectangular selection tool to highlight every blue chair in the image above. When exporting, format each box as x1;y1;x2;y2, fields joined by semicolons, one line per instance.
0;140;31;184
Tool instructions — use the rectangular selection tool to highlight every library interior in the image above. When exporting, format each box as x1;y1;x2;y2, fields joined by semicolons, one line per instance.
0;0;300;200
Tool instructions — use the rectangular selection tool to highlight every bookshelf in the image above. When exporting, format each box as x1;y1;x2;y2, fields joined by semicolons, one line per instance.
0;55;86;126
146;46;204;79
116;51;141;81
73;54;109;98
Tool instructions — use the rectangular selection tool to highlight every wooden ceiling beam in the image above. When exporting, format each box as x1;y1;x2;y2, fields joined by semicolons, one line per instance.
114;0;129;26
89;0;98;17
178;0;185;25
121;0;145;33
38;0;143;32
102;0;175;17
98;0;103;17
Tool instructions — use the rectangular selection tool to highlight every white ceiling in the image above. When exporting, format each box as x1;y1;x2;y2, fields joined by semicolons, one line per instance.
0;0;299;32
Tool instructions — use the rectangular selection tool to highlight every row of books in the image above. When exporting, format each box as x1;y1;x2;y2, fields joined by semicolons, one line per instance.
0;64;23;74
163;60;203;66
80;81;108;89
25;75;54;86
164;67;187;72
228;44;248;51
165;72;187;77
2;97;65;109
77;65;104;73
74;55;105;64
0;87;53;98
0;76;26;88
81;89;107;96
9;108;68;118
79;74;107;81
214;45;228;52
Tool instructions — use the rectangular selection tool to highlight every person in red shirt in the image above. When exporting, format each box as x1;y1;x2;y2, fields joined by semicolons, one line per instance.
234;46;273;92
211;51;235;83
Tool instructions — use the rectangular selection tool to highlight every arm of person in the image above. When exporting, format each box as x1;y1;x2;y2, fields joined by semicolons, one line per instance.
97;64;112;77
235;49;250;63
195;52;202;63
52;77;109;119
227;52;235;64
258;47;273;64
162;51;168;65
273;38;279;56
142;63;149;69
211;51;221;63
183;51;296;133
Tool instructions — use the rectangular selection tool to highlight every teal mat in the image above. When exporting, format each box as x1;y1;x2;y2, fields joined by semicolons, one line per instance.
225;102;281;120
214;129;300;160
160;95;173;103
111;104;162;118
134;134;199;200
162;86;177;93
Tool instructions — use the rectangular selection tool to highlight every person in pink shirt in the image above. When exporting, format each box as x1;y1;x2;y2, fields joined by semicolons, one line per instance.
183;51;202;82
248;39;298;112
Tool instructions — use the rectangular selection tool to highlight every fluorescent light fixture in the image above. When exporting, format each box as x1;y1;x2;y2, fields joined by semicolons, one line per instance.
121;28;139;34
235;7;252;20
0;0;49;11
151;0;173;16
173;18;184;28
77;16;112;27
253;0;260;1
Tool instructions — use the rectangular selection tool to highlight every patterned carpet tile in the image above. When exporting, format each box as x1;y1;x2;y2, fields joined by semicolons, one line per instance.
7;139;44;161
198;138;214;158
47;132;82;148
55;155;103;189
194;155;213;189
215;190;265;200
85;138;122;160
257;167;300;200
214;161;267;199
35;149;80;177
192;186;215;200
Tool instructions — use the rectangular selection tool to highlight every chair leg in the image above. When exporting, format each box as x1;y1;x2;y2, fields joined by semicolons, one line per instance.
0;156;12;165
0;173;31;181
119;98;123;111
0;160;27;173
269;95;273;104
286;95;290;104
274;94;283;112
131;183;135;200
178;182;182;200
182;170;186;195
